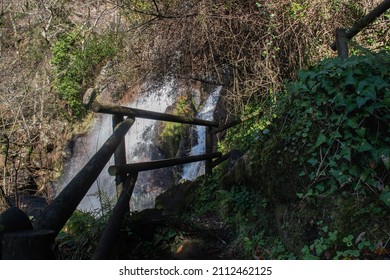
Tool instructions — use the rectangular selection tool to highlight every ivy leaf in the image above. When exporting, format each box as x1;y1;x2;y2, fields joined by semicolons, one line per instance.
356;141;373;153
315;133;327;147
380;191;390;208
342;71;355;86
356;96;369;108
341;147;352;161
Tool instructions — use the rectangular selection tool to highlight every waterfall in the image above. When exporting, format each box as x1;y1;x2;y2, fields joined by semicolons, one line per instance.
56;80;221;213
181;86;222;181
56;79;176;213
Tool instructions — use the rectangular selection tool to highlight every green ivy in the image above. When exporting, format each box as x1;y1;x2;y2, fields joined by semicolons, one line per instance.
277;52;390;198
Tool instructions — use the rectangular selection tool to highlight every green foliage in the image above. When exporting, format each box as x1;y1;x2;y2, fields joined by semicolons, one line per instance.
51;30;119;118
274;52;390;197
300;222;375;260
56;210;109;259
133;226;183;258
288;2;307;19
218;104;271;153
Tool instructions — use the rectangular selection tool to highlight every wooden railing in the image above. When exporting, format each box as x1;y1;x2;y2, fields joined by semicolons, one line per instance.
1;98;237;259
331;0;390;59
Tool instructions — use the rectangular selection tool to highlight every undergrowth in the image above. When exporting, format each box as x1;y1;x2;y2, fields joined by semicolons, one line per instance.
196;51;390;259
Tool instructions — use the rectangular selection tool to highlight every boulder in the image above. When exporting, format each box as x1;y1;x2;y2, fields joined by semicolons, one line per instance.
155;179;202;213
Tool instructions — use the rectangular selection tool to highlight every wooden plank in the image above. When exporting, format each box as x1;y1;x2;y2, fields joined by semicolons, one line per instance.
108;152;222;175
212;152;231;168
34;118;135;234
331;0;390;50
92;102;219;127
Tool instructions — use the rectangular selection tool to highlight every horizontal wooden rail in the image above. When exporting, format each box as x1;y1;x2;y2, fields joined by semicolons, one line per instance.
213;119;242;134
109;152;222;175
213;113;260;134
34;118;135;233
330;0;390;51
92;102;218;127
212;152;231;168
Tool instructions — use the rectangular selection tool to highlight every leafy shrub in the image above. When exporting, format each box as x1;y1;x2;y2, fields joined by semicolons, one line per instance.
244;52;390;258
278;52;390;198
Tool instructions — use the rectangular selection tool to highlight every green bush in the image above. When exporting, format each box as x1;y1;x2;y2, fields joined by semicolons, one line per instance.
277;51;390;198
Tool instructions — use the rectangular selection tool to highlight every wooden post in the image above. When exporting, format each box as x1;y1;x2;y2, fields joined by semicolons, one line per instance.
34;118;135;234
92;173;138;259
112;115;127;198
205;126;213;176
336;28;349;60
0;207;33;259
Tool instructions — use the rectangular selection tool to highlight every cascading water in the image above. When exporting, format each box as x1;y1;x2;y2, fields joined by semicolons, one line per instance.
56;79;177;213
181;86;222;181
56;80;222;213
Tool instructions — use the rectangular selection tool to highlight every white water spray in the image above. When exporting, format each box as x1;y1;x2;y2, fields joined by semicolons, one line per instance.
57;80;176;213
181;86;222;181
56;81;221;213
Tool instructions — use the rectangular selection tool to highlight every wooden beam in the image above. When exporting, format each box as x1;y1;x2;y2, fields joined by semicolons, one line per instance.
212;152;231;168
92;102;219;127
112;115;127;198
108;152;222;175
205;127;213;176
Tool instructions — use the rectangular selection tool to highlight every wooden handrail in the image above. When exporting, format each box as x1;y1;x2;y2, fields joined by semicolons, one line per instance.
92;102;219;127
330;0;390;51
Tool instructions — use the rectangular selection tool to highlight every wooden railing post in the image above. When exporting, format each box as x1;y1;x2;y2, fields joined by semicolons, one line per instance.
336;28;349;60
93;173;138;260
112;115;127;198
205;126;213;176
330;0;390;51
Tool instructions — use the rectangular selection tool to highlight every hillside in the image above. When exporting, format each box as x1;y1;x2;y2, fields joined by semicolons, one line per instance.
0;0;389;259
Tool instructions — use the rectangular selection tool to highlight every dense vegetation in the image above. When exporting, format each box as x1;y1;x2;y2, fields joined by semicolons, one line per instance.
0;0;389;259
192;52;389;259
